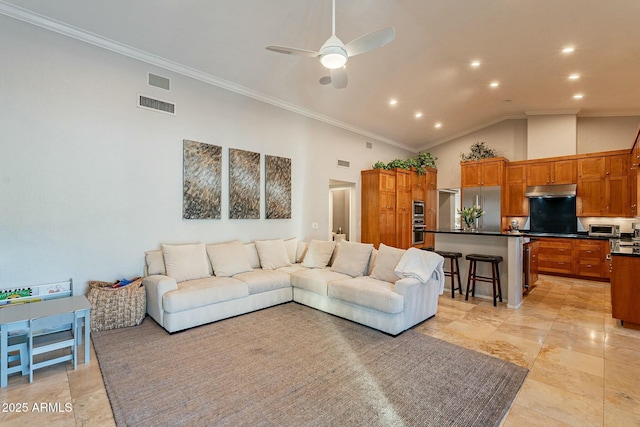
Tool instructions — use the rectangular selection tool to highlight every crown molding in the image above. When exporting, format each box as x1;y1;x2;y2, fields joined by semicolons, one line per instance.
0;1;412;152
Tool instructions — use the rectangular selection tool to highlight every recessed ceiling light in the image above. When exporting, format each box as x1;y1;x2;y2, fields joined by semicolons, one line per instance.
471;60;481;68
562;46;575;54
415;112;423;119
389;99;398;106
435;122;442;129
490;81;499;88
569;74;580;80
573;93;584;99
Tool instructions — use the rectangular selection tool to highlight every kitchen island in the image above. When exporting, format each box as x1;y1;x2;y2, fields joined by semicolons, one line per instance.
426;229;526;309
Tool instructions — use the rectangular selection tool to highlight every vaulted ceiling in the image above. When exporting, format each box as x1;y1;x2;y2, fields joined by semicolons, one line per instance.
2;0;640;152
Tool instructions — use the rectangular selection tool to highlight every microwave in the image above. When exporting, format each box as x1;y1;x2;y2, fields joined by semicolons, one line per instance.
588;224;620;238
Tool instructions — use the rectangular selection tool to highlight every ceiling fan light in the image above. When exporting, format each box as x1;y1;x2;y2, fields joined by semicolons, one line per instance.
320;47;347;69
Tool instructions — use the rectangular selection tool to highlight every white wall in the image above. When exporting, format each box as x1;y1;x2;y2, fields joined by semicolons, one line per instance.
0;17;411;293
527;114;577;159
577;117;640;153
428;119;528;189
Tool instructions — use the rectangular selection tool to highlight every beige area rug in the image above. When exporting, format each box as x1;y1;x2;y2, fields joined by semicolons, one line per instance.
92;302;527;426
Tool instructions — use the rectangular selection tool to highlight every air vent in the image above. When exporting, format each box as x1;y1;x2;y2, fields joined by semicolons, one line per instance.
366;141;373;149
138;94;176;115
148;73;170;90
337;159;350;168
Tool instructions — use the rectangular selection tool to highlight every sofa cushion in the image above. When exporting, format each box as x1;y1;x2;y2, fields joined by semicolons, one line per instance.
277;264;308;274
145;250;165;276
162;277;248;313
328;277;404;314
370;243;406;283
284;238;298;263
301;240;336;268
290;268;351;296
206;240;252;277
233;270;291;294
162;243;210;283
330;241;374;277
255;239;291;270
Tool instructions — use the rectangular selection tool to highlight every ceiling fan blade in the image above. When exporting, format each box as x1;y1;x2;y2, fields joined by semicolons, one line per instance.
330;67;348;89
344;27;396;57
265;45;320;58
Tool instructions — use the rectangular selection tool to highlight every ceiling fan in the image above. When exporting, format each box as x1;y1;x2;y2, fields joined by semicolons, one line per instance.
266;0;395;89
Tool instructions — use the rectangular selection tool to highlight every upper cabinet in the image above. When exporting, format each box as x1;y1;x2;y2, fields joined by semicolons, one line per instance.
577;153;629;217
504;163;528;216
461;157;506;187
526;159;577;186
630;126;640;216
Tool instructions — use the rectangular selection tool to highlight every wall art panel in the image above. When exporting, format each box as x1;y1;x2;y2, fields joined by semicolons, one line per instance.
229;148;260;219
183;140;222;219
265;155;291;219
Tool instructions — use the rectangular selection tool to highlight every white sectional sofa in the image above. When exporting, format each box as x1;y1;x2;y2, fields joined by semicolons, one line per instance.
143;238;445;335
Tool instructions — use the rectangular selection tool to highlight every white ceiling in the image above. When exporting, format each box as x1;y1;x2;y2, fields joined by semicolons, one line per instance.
3;0;640;152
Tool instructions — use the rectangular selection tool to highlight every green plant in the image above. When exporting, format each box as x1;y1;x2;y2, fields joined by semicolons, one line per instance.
372;161;389;170
371;152;438;174
460;141;497;162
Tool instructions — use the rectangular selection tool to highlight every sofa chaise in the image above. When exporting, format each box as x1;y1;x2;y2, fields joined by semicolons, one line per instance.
143;239;444;335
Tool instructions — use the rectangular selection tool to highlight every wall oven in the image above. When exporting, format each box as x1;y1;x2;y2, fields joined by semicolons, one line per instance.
412;201;425;217
412;200;425;245
412;218;425;245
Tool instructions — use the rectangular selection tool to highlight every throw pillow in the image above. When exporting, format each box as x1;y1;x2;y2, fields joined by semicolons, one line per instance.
145;250;165;276
330;241;374;277
206;240;253;277
255;239;291;270
244;243;261;269
284;238;299;263
161;243;210;283
301;240;337;268
370;243;406;283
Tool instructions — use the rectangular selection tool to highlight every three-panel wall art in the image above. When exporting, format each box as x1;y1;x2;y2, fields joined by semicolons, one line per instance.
182;139;291;220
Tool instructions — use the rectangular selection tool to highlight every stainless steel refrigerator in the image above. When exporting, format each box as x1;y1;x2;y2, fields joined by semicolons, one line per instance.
461;186;501;231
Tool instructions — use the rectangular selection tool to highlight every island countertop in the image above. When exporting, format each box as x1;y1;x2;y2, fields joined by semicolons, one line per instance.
425;228;613;241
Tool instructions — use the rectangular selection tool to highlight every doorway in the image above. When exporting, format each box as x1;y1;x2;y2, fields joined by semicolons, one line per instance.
439;188;460;230
329;180;355;241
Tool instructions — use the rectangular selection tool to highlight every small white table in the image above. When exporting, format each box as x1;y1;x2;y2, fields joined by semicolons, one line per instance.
0;296;91;387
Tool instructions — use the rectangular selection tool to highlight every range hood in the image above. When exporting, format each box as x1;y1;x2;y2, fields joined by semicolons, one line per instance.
525;184;577;198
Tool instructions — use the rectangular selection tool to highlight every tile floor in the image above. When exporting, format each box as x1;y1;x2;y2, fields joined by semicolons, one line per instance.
1;274;639;426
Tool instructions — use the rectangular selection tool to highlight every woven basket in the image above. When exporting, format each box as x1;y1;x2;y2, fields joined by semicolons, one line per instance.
87;279;146;332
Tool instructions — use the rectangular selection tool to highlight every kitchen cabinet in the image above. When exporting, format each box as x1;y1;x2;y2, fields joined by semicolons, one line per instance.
629;127;640;216
396;169;413;249
577;153;630;217
424;168;438;248
576;240;609;279
361;168;437;249
361;169;396;248
537;238;575;276
411;170;426;201
611;254;640;325
461;157;506;187
526;159;577;186
504;163;528;216
537;237;609;281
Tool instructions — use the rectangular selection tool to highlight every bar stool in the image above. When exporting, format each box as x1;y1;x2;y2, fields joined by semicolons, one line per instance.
435;251;463;298
465;254;503;307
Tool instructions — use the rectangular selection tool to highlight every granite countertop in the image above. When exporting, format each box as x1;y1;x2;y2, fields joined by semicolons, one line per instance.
425;228;617;240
